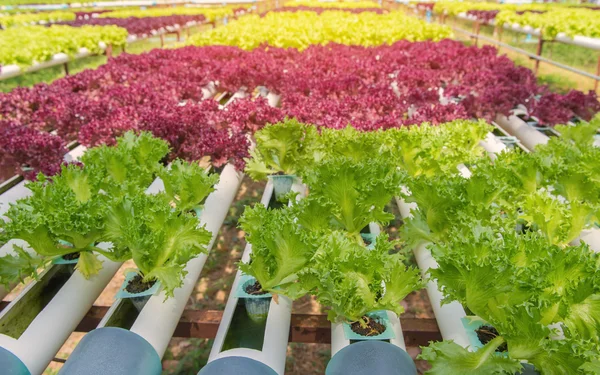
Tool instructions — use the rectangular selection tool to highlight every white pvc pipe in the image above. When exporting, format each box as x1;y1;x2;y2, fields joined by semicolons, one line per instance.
572;229;600;253
130;164;243;358
478;132;508;160
208;180;273;359
209;180;306;375
0;162;164;374
455;13;600;51
0;244;121;375
494;114;548;151
392;147;492;348
267;92;281;107
394;196;470;349
330;223;407;356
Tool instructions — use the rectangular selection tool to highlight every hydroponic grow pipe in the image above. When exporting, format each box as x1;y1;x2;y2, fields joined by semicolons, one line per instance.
394;177;472;348
494;114;549;151
454;12;600;51
202;180;306;375
0;158;174;375
394;141;510;349
129;164;243;357
0;48;103;81
0;244;122;375
479;131;509;159
57;163;242;375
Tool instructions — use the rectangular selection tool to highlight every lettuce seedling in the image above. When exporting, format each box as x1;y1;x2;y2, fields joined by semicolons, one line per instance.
239;203;318;298
105;192;212;298
81;131;169;196
158;159;220;214
302;231;423;324
245;118;318;180
0;164;129;284
299;156;403;240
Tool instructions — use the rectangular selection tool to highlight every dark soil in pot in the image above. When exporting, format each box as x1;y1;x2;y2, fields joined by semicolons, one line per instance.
245;280;268;296
476;325;508;352
62;252;81;261
350;315;386;337
125;274;157;294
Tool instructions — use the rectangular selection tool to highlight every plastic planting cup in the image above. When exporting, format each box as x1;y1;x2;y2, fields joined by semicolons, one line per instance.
245;298;271;323
360;233;376;250
236;276;272;323
116;271;161;312
343;311;395;341
269;175;296;200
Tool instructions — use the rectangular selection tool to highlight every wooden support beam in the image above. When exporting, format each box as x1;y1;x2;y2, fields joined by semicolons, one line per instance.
0;302;441;346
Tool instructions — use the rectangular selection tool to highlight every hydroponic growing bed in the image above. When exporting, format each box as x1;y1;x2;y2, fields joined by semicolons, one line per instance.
1;3;600;375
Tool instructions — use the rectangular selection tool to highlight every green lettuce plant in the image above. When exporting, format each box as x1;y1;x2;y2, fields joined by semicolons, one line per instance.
81;131;170;196
420;228;600;374
104;192;212;298
245;119;318;180
0;132;173;285
300;231;423;324
158;159;220;214
0;164;128;284
298;156;404;240
238;203;318;298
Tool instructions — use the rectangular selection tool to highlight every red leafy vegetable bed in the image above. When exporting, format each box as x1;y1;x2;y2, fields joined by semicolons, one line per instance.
1;40;598;180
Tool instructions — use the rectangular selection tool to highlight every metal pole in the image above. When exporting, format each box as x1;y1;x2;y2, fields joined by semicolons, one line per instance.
63;62;69;76
534;34;544;75
452;26;600;84
594;55;600;91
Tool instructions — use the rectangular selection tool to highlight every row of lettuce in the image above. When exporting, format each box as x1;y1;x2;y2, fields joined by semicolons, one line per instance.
240;114;600;374
2;111;599;372
0;132;219;298
0;6;236;69
5;39;596;182
0;7;449;72
431;1;600;39
0;6;236;27
186;10;451;49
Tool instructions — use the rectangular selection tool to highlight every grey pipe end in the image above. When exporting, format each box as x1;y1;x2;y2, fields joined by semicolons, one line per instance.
198;356;278;375
326;341;417;375
58;327;161;375
0;346;30;375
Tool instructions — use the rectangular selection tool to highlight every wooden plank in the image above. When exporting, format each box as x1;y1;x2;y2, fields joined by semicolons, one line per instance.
0;301;441;345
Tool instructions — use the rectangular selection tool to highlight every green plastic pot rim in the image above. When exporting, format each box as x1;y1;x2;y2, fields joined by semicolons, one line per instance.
234;275;272;299
342;311;396;341
461;316;508;357
115;270;161;299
